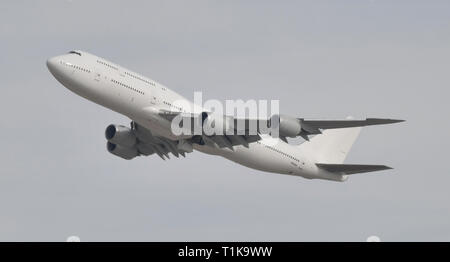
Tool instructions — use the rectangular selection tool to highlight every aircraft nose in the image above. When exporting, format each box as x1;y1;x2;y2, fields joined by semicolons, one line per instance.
46;56;59;74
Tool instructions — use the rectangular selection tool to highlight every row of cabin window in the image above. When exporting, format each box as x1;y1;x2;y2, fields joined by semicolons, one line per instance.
96;60;167;93
97;60;118;70
61;61;91;73
163;101;183;112
124;71;156;86
111;79;145;95
125;71;167;91
257;141;300;162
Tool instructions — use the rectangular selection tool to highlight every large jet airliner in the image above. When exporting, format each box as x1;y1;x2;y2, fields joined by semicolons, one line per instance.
47;50;403;182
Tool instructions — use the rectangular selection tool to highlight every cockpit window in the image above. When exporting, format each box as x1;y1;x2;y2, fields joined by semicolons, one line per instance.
68;51;81;56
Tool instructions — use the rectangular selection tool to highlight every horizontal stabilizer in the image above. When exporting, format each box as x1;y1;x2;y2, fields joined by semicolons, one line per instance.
316;163;392;175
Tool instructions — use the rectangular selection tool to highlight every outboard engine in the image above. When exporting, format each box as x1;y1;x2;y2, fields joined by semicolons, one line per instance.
105;124;138;159
278;115;302;138
106;142;138;160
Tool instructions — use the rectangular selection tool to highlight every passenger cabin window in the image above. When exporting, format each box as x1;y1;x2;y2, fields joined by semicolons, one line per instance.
97;60;118;70
68;51;82;56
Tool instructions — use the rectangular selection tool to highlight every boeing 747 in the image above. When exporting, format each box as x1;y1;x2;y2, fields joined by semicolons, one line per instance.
47;50;403;181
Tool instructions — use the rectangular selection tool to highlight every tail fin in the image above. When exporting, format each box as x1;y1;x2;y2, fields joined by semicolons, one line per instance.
298;127;361;164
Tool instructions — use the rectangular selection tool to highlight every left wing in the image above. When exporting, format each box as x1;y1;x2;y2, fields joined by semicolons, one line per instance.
158;110;261;150
106;121;193;160
132;121;191;160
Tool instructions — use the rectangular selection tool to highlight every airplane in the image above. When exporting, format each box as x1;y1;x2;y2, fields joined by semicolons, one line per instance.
46;50;403;182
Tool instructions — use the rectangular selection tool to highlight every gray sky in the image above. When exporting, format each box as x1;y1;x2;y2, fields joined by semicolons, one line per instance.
1;0;449;241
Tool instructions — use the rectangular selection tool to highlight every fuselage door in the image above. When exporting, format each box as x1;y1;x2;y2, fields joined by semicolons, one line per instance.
94;69;101;82
150;95;157;105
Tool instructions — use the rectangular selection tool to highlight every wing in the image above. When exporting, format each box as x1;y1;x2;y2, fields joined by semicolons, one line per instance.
158;109;404;144
316;163;392;175
300;118;404;132
158;110;261;150
277;116;404;141
132;121;192;160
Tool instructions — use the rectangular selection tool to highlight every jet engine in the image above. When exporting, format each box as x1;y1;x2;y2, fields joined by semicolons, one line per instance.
200;112;234;135
106;142;138;160
105;124;136;147
278;114;302;138
105;124;139;159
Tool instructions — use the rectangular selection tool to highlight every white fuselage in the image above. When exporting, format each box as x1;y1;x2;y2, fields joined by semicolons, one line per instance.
47;51;346;181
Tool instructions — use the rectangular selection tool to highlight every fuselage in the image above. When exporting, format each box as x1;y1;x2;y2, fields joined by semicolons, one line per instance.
47;50;346;181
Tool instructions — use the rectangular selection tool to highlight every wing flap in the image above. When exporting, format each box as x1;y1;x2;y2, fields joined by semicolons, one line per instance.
132;121;192;160
316;163;392;175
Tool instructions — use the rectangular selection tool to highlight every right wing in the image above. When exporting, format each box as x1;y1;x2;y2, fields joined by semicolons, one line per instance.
300;118;404;132
157;109;404;146
277;117;404;141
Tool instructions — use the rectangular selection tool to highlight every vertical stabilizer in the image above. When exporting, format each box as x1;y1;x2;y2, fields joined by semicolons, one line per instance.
298;127;361;164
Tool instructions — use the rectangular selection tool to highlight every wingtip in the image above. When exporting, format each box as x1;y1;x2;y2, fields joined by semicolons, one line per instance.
383;165;394;170
390;119;405;123
366;118;405;125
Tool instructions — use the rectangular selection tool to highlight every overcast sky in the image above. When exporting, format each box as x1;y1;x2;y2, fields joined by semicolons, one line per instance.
1;0;449;241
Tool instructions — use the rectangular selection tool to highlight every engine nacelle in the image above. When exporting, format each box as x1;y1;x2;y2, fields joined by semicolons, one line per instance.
105;124;136;147
278;114;302;138
201;112;234;135
107;142;138;160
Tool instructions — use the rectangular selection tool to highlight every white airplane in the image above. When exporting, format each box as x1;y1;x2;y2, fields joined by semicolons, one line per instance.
47;50;403;182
